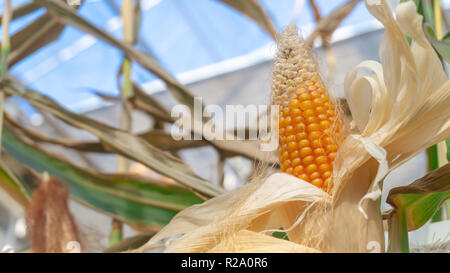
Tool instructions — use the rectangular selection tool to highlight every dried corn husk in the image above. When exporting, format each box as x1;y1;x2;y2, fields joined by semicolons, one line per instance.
134;0;449;253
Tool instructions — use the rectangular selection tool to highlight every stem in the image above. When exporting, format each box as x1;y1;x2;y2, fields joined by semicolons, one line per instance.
428;0;450;222
445;200;450;220
434;0;443;40
117;0;134;174
1;0;11;75
122;58;133;97
0;0;11;150
431;207;442;222
217;152;225;188
387;210;409;253
109;219;123;246
109;0;135;246
437;139;448;167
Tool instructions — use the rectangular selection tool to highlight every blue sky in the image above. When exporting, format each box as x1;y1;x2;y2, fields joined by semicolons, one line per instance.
0;0;389;112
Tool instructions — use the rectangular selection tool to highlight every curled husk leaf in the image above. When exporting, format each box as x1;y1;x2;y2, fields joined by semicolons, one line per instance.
135;0;449;253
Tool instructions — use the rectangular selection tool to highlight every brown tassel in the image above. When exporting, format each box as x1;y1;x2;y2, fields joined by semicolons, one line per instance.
26;175;82;253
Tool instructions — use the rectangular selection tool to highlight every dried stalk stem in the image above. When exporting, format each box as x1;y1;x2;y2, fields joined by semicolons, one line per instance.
110;0;136;246
0;0;11;149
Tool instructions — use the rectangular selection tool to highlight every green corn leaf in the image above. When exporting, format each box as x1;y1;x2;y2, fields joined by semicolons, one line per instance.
445;199;450;219
386;163;450;231
2;124;204;229
427;144;439;171
446;138;450;161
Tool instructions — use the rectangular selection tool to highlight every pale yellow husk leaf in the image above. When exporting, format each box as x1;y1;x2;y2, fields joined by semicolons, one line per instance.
206;230;320;253
134;0;449;253
134;173;328;252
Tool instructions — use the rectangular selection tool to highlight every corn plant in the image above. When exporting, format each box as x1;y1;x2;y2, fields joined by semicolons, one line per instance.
0;0;448;253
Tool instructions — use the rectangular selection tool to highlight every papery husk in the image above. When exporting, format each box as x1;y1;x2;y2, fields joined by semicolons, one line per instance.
134;135;387;253
275;134;388;252
134;173;328;252
134;0;449;253
345;1;449;157
134;154;385;253
206;230;320;253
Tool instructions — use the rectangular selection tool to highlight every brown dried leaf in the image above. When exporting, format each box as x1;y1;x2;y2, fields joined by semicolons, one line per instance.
7;13;64;67
218;0;278;40
6;1;83;67
305;0;360;46
3;80;224;198
131;82;174;123
387;163;450;203
0;2;40;23
5;114;207;153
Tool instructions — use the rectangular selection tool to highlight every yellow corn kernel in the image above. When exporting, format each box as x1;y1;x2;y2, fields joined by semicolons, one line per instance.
278;78;341;191
278;81;341;191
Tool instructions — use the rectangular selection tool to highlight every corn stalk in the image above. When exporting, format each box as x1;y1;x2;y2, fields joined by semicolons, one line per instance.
0;0;11;149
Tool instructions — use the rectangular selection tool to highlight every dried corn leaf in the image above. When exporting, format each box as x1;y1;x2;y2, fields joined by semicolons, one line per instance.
3;125;204;229
306;0;360;46
0;2;41;22
3;81;224;198
134;173;328;252
218;0;278;39
4;126;204;210
7;13;64;67
35;0;276;163
131;82;173;122
35;0;197;112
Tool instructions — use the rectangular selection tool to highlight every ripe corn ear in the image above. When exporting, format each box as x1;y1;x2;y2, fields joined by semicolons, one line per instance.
272;24;342;192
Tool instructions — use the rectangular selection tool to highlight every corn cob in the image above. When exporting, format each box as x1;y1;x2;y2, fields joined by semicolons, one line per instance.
272;25;341;192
